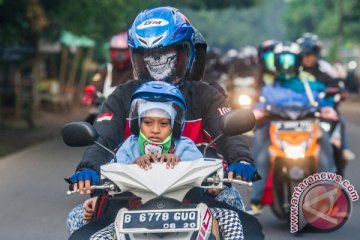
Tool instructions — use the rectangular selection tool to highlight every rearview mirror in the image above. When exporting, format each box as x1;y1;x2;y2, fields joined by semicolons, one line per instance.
222;109;255;136
62;121;98;147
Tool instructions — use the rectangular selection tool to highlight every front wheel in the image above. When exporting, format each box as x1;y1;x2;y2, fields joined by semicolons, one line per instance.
271;161;293;220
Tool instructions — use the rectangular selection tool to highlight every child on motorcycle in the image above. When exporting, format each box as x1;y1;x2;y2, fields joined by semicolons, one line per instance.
68;81;251;240
68;81;201;230
114;81;203;168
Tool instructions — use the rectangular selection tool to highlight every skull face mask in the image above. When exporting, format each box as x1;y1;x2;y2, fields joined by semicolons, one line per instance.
144;50;177;81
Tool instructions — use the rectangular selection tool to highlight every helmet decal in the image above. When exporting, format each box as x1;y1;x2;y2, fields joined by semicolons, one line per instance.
136;19;169;30
136;31;168;48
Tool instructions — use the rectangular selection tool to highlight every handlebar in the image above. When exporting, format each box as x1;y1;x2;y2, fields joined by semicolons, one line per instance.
205;177;253;187
66;177;252;196
66;183;115;196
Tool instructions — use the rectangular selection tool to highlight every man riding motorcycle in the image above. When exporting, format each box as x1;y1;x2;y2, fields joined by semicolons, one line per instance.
67;6;263;239
257;39;279;87
82;32;134;123
249;41;338;215
296;32;355;170
91;32;134;98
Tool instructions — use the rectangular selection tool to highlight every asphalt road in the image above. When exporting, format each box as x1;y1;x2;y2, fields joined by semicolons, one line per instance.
0;102;359;240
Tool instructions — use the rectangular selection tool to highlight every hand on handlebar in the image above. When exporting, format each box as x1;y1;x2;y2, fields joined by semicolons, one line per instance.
227;161;261;182
253;109;266;121
69;169;100;194
320;106;338;121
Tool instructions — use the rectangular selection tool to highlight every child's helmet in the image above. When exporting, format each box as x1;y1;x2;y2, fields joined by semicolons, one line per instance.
129;81;186;138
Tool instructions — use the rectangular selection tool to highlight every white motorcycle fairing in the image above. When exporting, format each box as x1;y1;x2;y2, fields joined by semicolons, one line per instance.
101;158;224;203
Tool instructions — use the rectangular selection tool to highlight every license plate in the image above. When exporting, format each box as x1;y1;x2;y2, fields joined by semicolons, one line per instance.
275;120;312;132
119;209;200;233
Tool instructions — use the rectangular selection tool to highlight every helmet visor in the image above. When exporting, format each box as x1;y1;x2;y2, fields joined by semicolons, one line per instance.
278;53;296;70
262;51;275;72
276;53;297;80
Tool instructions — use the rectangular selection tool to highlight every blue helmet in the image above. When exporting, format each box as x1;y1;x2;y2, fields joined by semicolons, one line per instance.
128;6;196;85
296;33;322;57
129;81;186;138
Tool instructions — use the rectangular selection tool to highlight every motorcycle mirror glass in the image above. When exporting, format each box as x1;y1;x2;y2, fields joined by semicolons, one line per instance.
62;121;98;147
222;109;255;136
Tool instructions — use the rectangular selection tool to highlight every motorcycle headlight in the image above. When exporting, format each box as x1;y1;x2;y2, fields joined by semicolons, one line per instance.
284;145;305;160
238;94;252;106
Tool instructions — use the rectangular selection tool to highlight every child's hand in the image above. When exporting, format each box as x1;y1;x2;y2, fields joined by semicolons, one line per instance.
135;154;157;170
83;196;98;221
159;154;180;169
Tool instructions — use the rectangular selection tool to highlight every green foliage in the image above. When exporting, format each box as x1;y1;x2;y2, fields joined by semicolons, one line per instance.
163;0;257;10
0;0;259;62
181;0;286;50
284;0;360;43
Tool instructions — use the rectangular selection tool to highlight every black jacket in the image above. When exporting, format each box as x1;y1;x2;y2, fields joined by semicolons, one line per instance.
76;80;253;173
303;59;343;89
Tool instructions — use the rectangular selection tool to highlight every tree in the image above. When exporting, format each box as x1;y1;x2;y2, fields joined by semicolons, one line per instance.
181;0;286;50
284;0;360;60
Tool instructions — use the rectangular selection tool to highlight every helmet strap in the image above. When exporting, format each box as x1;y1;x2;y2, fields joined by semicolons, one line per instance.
138;131;172;155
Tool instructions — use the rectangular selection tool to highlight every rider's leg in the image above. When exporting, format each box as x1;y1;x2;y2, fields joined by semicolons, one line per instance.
340;118;356;161
318;130;337;173
250;124;270;213
66;203;88;234
214;185;246;211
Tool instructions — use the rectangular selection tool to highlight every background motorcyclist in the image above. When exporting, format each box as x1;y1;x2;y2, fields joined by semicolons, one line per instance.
203;47;229;95
225;46;259;109
257;39;279;87
249;41;338;215
83;32;134;105
67;7;263;239
297;32;355;165
81;32;134;124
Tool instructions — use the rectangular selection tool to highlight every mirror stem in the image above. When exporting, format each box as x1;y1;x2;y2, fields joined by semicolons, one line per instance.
203;133;223;158
94;141;117;161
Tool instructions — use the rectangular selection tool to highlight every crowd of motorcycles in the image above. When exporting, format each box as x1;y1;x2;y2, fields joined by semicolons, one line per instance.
68;42;356;239
203;45;353;219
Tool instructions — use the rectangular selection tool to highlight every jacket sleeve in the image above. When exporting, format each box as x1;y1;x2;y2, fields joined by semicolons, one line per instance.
199;83;254;165
175;137;203;161
114;136;140;164
75;85;131;174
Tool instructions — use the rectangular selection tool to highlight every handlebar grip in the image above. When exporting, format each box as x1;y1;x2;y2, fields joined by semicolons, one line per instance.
66;184;114;196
